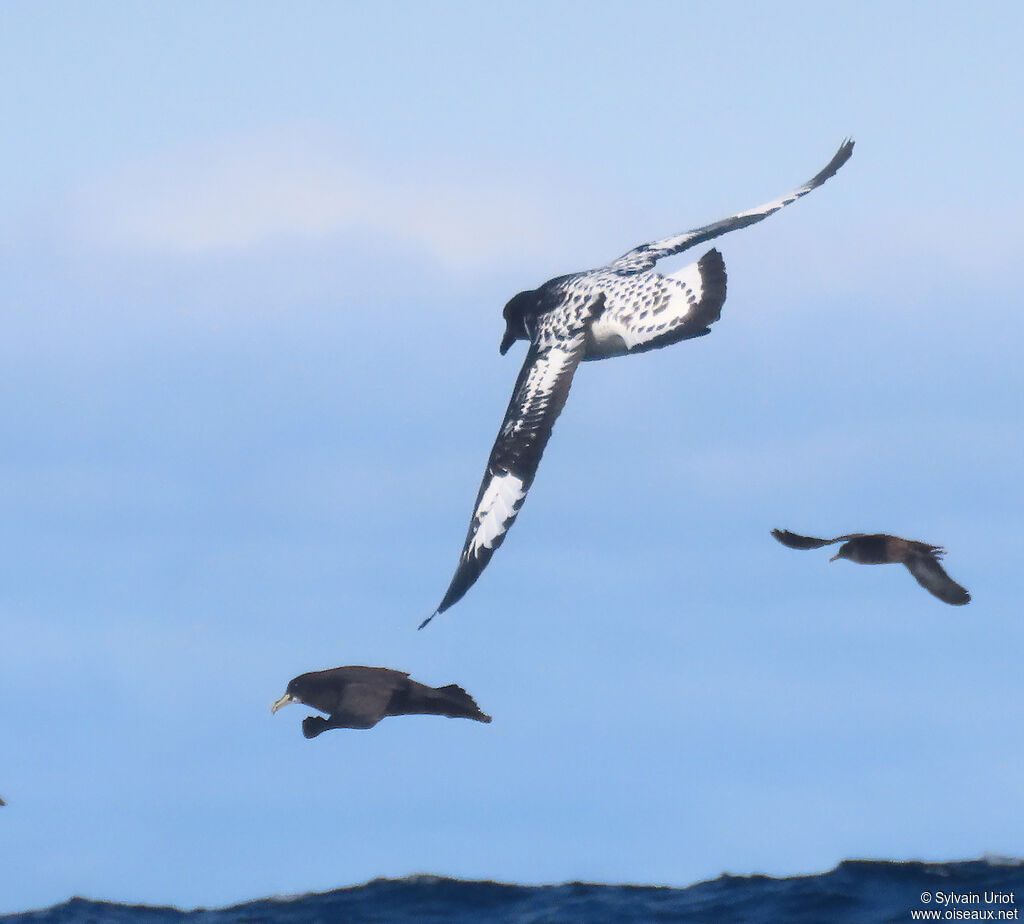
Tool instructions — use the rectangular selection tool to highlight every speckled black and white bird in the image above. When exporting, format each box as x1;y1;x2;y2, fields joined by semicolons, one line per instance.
271;666;492;737
422;141;855;627
771;529;971;606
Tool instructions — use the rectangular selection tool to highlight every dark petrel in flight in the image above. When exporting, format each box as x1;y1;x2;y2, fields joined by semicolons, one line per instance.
771;529;971;606
422;140;855;627
271;666;492;737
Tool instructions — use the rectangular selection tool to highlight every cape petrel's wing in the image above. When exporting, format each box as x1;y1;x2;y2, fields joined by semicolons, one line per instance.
771;529;864;550
423;323;594;627
584;249;727;360
904;552;971;606
608;140;853;275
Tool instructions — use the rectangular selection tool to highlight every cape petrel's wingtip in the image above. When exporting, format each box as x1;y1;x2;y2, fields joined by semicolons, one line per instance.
418;611;438;631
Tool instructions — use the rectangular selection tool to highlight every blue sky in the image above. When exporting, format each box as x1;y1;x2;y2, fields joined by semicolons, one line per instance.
2;0;1023;913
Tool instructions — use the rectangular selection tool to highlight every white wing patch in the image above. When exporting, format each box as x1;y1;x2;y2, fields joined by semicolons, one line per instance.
664;259;705;295
467;472;527;557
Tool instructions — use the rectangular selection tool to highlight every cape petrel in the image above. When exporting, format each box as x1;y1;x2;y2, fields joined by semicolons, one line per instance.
771;529;971;606
422;140;855;627
271;666;492;737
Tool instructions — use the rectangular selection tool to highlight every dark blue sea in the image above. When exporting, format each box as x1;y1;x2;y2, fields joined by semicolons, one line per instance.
5;859;1022;923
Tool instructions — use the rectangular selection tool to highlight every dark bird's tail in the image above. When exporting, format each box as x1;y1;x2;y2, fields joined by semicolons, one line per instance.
428;684;493;723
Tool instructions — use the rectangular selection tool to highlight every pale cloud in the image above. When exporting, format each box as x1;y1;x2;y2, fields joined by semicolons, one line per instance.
72;127;574;270
67;128;1019;300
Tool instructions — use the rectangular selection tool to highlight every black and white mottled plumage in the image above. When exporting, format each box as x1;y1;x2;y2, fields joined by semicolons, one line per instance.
771;529;971;606
271;666;492;737
422;141;854;627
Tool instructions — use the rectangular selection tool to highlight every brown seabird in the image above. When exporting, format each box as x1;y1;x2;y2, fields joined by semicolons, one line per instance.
270;666;492;737
771;529;971;605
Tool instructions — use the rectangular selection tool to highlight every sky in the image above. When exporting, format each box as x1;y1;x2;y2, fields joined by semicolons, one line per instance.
1;0;1023;914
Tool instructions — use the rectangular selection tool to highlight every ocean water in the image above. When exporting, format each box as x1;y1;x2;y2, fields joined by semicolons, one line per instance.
5;859;1023;923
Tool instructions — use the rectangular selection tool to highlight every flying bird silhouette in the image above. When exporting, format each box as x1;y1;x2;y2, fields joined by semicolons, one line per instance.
422;140;855;627
771;529;971;606
271;666;492;737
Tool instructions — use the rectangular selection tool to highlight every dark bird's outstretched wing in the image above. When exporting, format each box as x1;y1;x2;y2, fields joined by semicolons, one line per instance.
904;553;971;606
607;140;854;275
771;528;864;550
424;324;592;626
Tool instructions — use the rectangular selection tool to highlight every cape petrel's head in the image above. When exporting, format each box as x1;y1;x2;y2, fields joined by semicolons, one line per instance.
500;290;537;355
